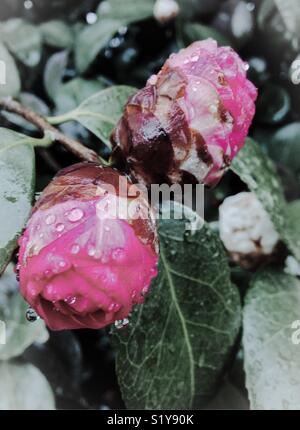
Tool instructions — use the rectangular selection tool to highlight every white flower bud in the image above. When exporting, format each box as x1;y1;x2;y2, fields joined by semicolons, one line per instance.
153;0;180;24
284;256;300;277
219;192;279;259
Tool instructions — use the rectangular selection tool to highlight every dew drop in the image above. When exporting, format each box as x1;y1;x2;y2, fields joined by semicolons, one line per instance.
56;223;65;232
244;62;250;71
59;260;66;268
209;105;218;114
141;285;149;296
71;244;80;255
26;307;39;322
67;208;84;222
88;247;96;257
64;296;76;305
114;318;129;329
108;303;118;312
112;248;125;261
191;55;199;62
45;214;56;225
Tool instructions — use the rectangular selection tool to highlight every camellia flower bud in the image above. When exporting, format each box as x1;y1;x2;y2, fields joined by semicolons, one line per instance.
219;192;280;267
153;0;180;25
112;39;257;187
17;163;159;330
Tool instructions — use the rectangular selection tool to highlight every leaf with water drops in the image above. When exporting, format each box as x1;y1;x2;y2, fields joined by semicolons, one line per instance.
0;362;55;410
0;264;49;360
112;212;241;409
49;86;136;149
231;138;300;261
75;19;123;73
243;268;300;410
76;0;155;73
0;19;42;67
0;128;36;274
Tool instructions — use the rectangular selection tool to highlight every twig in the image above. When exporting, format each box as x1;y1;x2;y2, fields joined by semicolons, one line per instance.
0;97;100;163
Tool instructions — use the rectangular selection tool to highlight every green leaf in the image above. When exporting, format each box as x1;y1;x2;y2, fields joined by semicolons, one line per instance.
0;264;49;360
182;22;231;47
243;269;300;410
54;77;108;113
49;85;136;148
0;42;20;98
0;362;55;410
256;84;291;125
231;138;300;261
97;0;154;23
40;20;74;49
258;0;300;56
112;215;241;409
266;122;300;173
0;19;42;67
0;128;36;274
75;19;122;73
44;50;69;102
76;0;155;73
286;200;300;258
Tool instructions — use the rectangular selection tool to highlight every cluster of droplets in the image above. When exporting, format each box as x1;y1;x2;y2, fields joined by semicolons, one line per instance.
114;318;129;329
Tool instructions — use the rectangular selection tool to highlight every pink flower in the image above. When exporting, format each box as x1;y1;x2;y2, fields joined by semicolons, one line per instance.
18;163;159;330
112;39;257;186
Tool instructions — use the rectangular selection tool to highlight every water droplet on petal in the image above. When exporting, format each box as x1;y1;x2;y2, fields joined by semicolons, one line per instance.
71;244;80;254
59;260;66;267
112;248;125;261
67;208;84;222
108;303;118;312
141;285;149;296
244;62;250;71
209;104;218;114
46;214;56;225
56;223;65;232
191;55;199;62
88;247;96;257
26;307;39;322
114;318;129;329
64;296;76;305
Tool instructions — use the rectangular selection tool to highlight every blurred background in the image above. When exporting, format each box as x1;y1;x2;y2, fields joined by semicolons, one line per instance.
0;0;299;410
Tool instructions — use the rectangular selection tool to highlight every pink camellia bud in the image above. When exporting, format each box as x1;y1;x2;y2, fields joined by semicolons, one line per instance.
112;39;257;186
17;163;159;331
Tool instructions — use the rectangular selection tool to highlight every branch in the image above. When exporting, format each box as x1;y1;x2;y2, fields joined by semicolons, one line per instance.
0;97;100;163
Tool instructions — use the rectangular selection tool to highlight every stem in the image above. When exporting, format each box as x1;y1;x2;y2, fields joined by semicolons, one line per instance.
47;111;76;125
0;97;100;163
